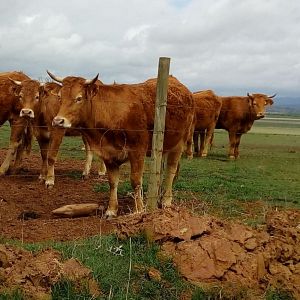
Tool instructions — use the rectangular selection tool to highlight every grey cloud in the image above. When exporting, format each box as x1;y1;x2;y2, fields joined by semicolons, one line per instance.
0;0;299;97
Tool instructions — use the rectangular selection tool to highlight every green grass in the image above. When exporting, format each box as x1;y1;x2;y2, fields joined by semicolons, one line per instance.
1;119;300;299
2;235;192;300
1;231;294;299
174;131;300;223
1;121;299;223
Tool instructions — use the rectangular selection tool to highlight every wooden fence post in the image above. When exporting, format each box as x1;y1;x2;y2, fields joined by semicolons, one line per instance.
147;57;170;211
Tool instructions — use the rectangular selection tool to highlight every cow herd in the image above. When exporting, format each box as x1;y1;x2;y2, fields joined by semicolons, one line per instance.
0;70;275;217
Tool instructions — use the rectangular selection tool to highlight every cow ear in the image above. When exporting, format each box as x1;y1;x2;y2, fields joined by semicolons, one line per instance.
86;84;99;99
247;92;254;100
39;84;45;99
266;98;274;106
247;93;254;106
10;84;22;96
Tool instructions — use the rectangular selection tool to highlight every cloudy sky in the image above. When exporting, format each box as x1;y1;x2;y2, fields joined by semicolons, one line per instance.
0;0;299;97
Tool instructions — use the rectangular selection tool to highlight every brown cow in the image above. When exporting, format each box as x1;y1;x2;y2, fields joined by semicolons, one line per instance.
47;71;194;217
9;79;106;184
190;90;222;158
216;93;275;159
0;71;32;175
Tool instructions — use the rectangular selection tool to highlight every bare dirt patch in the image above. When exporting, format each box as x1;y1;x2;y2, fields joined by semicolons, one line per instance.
0;150;131;242
0;244;100;299
0;150;300;298
115;207;300;298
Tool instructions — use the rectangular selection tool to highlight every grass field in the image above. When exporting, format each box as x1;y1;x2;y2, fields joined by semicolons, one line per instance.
0;118;299;299
1;120;299;224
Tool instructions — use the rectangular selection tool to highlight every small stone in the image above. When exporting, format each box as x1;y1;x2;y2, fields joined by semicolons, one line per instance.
244;238;258;250
148;267;161;282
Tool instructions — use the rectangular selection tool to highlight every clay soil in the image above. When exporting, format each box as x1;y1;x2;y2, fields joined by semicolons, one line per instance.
1;150;300;298
0;150;130;242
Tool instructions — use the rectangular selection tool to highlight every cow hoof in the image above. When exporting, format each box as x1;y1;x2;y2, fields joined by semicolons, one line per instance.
201;154;208;158
38;175;46;182
187;155;193;160
104;210;117;219
45;180;54;189
229;156;235;160
98;171;106;176
161;200;172;209
133;207;145;214
82;174;89;180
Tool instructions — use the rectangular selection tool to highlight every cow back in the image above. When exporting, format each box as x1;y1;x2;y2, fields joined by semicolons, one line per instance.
193;90;222;130
89;76;194;154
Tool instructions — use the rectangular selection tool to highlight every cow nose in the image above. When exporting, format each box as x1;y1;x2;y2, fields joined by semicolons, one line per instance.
52;117;65;127
257;112;265;118
20;109;34;118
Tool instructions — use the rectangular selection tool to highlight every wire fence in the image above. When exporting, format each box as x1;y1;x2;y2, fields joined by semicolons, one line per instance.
0;122;299;216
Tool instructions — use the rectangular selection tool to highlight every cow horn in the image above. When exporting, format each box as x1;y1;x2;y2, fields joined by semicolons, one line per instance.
84;73;99;85
47;70;64;83
8;78;22;86
268;93;276;98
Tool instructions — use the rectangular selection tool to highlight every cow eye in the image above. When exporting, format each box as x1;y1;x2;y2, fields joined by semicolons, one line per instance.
75;96;83;102
35;95;39;101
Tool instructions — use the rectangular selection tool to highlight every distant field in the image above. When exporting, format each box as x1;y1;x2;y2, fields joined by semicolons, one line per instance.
251;116;300;135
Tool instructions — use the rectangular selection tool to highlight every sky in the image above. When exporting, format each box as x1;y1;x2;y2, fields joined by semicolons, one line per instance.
0;0;299;98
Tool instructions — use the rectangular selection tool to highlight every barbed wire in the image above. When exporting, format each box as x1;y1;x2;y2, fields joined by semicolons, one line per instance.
3;117;299;133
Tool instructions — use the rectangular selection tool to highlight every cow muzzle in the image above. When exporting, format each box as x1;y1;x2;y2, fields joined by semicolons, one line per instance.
52;116;72;128
20;109;34;118
256;112;265;119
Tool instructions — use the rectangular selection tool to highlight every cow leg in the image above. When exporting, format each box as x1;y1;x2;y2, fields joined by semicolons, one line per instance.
185;125;194;160
228;131;236;159
45;128;65;188
13;124;32;172
202;127;214;157
234;134;242;159
128;154;144;214
36;134;50;181
0;119;26;175
82;136;92;179
193;130;199;156
161;145;183;208
105;163;120;218
199;130;206;157
209;132;214;150
13;142;26;172
97;158;107;176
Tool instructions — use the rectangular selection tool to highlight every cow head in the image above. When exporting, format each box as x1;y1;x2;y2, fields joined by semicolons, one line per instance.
47;71;99;128
247;93;275;119
9;78;44;119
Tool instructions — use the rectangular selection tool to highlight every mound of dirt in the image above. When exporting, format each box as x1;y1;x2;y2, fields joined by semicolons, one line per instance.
115;207;300;298
0;245;100;299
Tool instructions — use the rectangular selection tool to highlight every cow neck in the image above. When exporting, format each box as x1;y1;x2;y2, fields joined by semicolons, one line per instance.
86;94;96;130
93;85;128;130
246;98;258;121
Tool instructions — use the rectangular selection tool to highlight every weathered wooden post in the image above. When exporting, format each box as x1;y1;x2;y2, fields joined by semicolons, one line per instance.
147;57;170;211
